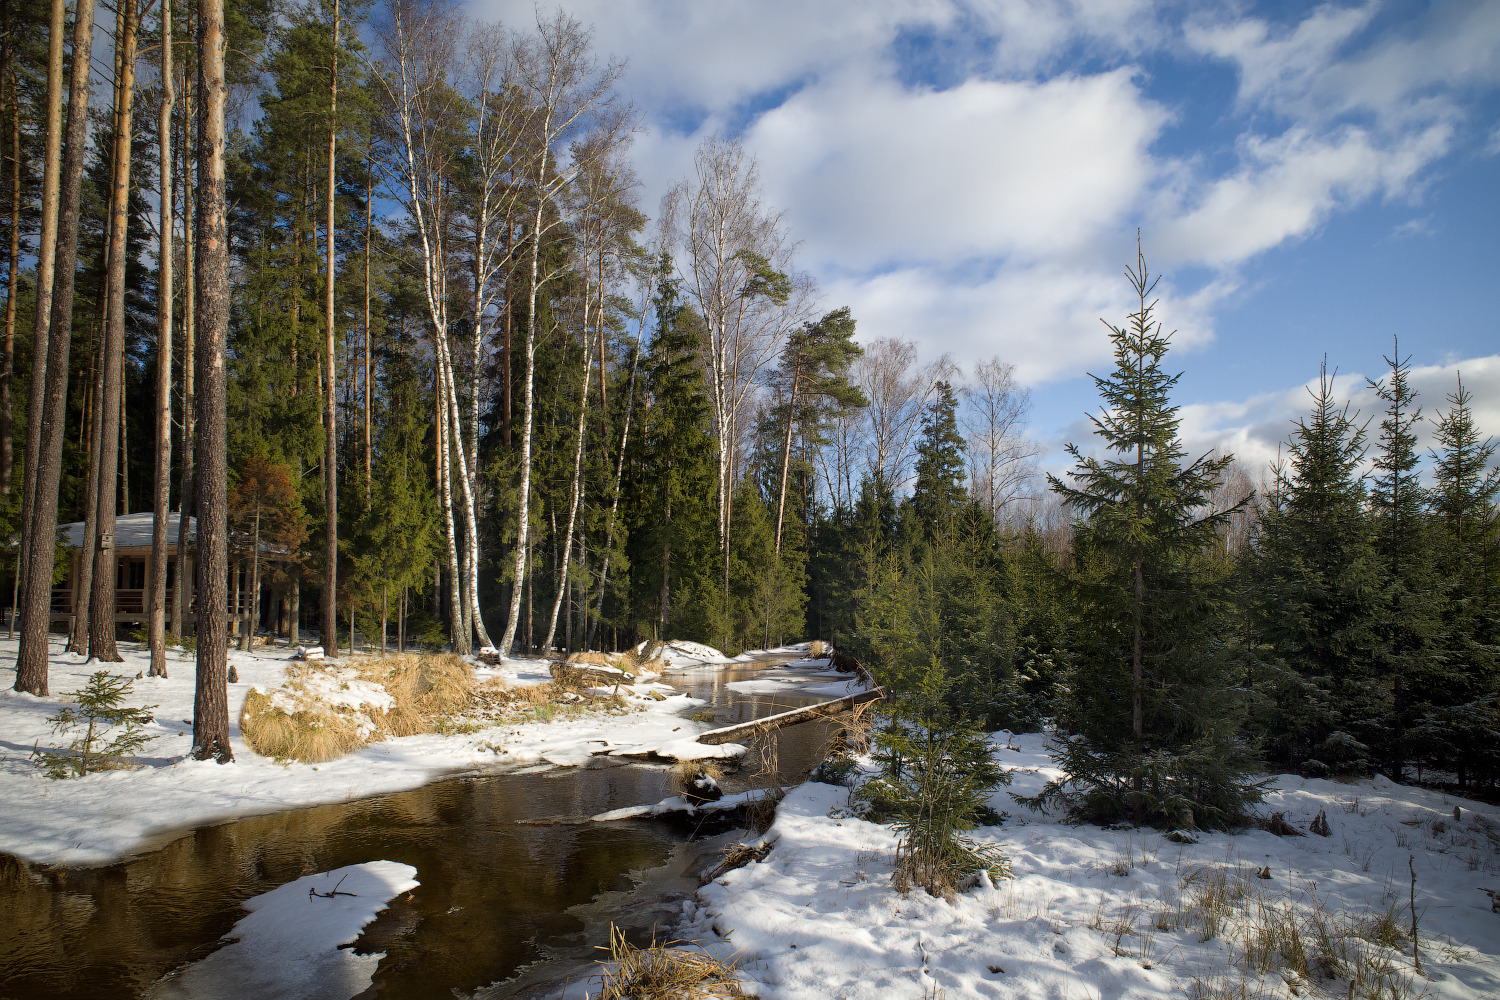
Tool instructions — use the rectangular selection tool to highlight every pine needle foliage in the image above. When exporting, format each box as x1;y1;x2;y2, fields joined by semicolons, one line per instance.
32;672;157;778
1034;243;1262;829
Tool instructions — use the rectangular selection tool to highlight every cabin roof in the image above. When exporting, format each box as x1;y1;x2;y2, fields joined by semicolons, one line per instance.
56;512;195;549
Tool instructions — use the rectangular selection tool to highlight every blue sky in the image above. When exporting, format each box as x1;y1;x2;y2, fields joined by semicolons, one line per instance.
472;0;1500;475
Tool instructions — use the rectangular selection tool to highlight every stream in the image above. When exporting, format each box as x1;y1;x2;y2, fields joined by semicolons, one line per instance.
0;654;848;1000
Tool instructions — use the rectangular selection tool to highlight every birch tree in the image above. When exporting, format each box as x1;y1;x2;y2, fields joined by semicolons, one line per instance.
496;11;630;655
961;356;1039;522
854;337;955;491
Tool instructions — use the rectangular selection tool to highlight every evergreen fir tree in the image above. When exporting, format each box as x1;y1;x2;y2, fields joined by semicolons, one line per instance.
910;381;966;542
1248;361;1383;775
1037;245;1261;829
1366;343;1445;780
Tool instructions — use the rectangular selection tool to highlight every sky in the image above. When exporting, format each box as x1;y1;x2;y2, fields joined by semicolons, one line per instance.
470;0;1500;478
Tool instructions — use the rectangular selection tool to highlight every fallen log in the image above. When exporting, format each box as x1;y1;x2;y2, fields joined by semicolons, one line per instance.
697;687;884;745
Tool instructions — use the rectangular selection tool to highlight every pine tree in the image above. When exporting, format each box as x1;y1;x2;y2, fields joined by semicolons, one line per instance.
1366;343;1445;780
1409;373;1499;785
910;381;966;543
1248;361;1383;774
1038;245;1260;829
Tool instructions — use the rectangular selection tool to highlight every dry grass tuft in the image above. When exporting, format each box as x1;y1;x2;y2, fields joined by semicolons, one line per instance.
591;925;746;999
358;653;474;737
241;654;478;762
807;639;831;658
670;758;725;790
567;650;616;668
239;687;367;763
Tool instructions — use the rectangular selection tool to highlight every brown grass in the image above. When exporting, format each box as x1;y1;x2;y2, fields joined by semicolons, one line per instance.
239;687;368;763
807;639;831;658
591;925;746;1000
669;759;726;794
566;650;616;668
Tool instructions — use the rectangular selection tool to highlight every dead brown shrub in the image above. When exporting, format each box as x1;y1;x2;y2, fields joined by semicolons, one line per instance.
591;925;746;999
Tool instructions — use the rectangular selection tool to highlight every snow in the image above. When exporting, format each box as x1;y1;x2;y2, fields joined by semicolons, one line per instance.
0;637;744;866
681;733;1500;1000
148;860;418;1000
592;787;783;822
654;738;749;761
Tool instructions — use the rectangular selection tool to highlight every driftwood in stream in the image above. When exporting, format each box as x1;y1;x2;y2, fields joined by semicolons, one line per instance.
696;688;885;745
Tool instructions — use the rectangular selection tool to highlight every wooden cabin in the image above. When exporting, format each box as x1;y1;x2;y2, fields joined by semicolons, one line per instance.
47;512;293;635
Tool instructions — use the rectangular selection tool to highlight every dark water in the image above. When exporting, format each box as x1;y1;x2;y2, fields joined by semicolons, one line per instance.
0;657;844;1000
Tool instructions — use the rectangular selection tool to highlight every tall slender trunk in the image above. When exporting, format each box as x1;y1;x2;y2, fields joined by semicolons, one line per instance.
89;0;140;663
192;0;232;761
14;0;64;636
773;365;801;555
149;0;174;677
434;369;464;650
14;0;98;695
363;161;371;504
173;24;196;645
241;510;259;651
541;318;594;653
320;0;339;658
70;350;103;654
587;270;655;649
1;44;20;492
497;182;547;654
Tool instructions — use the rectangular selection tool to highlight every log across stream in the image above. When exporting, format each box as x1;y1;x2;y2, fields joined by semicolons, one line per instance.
0;652;859;1000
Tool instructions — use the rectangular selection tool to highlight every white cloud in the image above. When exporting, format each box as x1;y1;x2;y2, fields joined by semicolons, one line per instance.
749;67;1166;270
1153;121;1453;266
1176;354;1500;478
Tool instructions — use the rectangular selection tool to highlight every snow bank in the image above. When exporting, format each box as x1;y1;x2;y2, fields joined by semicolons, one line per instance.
684;733;1500;1000
149;860;418;1000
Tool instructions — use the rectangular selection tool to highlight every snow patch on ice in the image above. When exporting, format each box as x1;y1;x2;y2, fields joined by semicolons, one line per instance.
149;860;418;1000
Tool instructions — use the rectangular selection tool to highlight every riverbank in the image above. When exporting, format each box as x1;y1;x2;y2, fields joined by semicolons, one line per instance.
682;733;1500;1000
0;637;807;867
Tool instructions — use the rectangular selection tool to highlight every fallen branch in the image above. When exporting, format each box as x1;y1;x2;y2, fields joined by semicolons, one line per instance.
697;688;885;745
309;873;357;900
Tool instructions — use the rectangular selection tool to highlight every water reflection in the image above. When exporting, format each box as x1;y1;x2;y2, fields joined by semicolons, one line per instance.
0;657;844;1000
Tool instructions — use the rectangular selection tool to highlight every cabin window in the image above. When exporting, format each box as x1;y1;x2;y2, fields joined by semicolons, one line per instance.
122;560;146;589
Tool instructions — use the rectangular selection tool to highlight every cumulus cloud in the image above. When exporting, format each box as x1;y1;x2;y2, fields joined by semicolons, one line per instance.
1176;354;1500;478
469;0;1495;398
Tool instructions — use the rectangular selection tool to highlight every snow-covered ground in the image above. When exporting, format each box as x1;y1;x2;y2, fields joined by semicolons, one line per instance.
148;861;418;1000
682;734;1500;1000
0;636;748;867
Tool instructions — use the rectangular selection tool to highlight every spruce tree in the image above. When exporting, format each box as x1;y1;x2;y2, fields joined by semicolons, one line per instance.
1038;245;1260;829
910;381;967;542
1248;361;1382;774
1366;343;1445;780
1410;373;1499;785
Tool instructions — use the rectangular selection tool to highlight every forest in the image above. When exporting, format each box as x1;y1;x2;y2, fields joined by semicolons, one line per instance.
0;0;1496;820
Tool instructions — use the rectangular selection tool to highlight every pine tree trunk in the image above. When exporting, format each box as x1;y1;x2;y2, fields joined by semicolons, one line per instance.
363;165;371;503
320;0;339;660
149;0;174;677
192;0;232;761
14;0;64;622
174;28;196;645
89;0;140;663
71;337;103;655
289;577;299;644
1;47;20;493
774;368;800;555
13;0;97;695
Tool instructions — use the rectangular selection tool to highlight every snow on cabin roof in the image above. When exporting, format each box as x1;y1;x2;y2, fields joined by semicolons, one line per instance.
56;512;195;549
